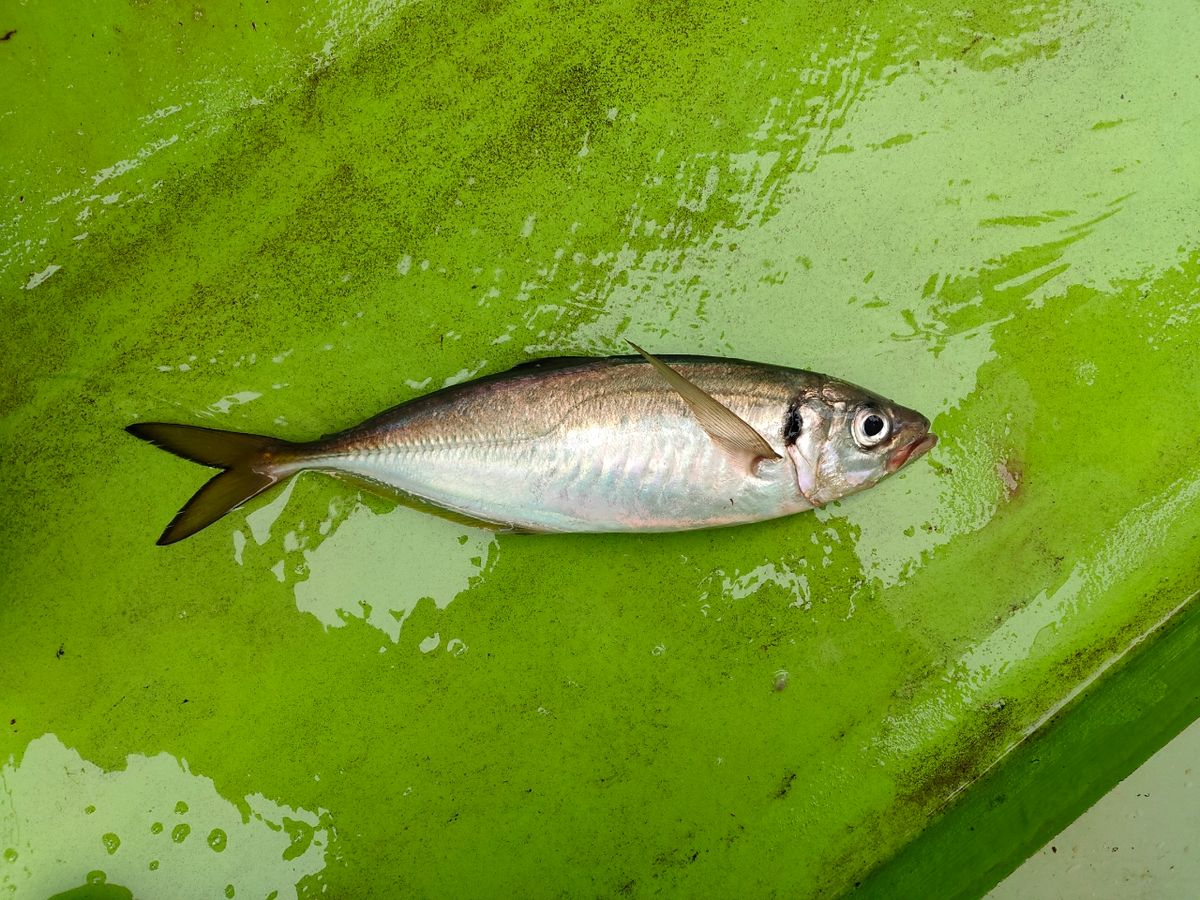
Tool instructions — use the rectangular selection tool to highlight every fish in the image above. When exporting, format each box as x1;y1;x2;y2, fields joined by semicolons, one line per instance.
126;343;937;545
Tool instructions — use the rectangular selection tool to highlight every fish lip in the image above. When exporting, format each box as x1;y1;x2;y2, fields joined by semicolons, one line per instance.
886;432;938;473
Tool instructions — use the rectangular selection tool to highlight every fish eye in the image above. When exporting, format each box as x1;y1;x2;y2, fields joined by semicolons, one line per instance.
852;407;891;448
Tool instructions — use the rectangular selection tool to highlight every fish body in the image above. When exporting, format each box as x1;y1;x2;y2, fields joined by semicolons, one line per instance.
128;349;937;544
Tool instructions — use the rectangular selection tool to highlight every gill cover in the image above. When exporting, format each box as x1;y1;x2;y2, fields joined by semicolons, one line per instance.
784;402;831;508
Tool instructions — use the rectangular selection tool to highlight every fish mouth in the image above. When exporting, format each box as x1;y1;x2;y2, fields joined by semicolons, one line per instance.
886;433;938;473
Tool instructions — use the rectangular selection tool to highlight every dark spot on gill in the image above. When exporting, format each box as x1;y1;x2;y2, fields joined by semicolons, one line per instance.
783;401;802;445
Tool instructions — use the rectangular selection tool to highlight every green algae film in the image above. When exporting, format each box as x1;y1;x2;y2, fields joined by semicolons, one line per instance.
3;0;1200;897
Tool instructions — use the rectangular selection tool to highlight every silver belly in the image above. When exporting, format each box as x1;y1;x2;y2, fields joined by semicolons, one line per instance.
321;414;809;532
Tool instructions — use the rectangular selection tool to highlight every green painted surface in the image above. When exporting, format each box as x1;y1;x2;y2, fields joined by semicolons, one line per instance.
2;0;1198;897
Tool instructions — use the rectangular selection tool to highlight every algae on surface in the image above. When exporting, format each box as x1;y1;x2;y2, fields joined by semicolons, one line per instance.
3;1;1200;896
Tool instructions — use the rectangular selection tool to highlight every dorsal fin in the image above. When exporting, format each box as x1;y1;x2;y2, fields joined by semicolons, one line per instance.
626;341;782;471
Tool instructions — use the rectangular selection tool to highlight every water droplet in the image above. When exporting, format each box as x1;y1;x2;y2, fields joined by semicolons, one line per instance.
171;823;191;844
150;821;163;834
207;828;228;852
86;871;106;885
224;885;236;898
174;800;189;815
2;848;17;863
419;632;440;653
148;860;159;871
101;832;120;855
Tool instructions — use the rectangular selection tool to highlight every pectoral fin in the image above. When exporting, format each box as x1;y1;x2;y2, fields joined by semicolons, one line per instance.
626;340;782;471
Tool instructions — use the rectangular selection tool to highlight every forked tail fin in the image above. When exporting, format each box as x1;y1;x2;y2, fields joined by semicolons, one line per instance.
125;423;305;545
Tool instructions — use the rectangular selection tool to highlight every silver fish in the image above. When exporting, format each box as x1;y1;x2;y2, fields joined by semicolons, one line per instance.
127;344;937;544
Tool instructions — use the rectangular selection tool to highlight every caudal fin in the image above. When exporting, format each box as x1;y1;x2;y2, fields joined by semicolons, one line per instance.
125;423;304;545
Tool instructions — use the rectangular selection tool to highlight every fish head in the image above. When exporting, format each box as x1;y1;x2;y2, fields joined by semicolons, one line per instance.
785;379;937;507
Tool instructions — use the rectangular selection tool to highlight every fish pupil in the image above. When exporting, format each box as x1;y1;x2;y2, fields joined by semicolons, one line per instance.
863;415;884;437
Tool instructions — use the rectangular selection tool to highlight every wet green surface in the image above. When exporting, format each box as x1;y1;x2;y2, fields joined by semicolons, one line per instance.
3;0;1199;897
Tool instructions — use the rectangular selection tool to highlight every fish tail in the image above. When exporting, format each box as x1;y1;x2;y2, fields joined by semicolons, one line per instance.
125;422;308;545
